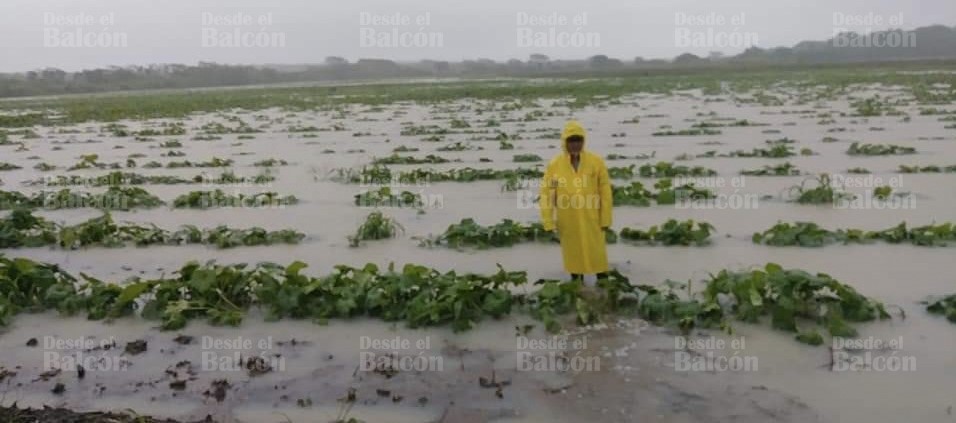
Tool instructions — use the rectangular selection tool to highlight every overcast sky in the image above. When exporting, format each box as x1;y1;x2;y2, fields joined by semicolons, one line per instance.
1;0;953;72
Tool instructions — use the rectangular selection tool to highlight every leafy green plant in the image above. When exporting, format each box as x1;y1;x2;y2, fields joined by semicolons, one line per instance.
898;164;956;173
165;157;234;168
753;221;956;247
0;191;33;209
652;128;721;136
196;226;305;249
26;186;165;211
873;185;892;199
866;222;956;246
392;145;419;152
607;164;635;179
333;165;543;185
0;209;58;248
513;154;543;163
0;256;527;332
786;174;854;204
722;144;796;158
173;190;298;209
637;264;891;342
2;210;304;249
436;141;477;152
923;294;956;323
422;218;556;249
372;154;450;165
653;178;715;205
252;158;288;167
847;142;916;156
852;97;886;116
528;270;638;333
741;162;801;176
638;161;716;178
67;154;121;171
348;211;404;247
610;182;653;206
619;219;714;246
354;187;422;208
611;179;713;207
0;252;897;344
753;222;852;247
33;162;57;172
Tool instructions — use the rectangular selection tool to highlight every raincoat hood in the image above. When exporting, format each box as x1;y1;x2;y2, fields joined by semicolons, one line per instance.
560;120;587;154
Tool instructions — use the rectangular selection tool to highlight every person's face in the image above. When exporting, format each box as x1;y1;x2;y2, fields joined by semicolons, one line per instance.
566;136;584;154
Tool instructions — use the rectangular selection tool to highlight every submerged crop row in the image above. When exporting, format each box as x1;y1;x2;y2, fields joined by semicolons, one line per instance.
0;187;163;211
0;187;298;210
419;218;715;249
331;165;543;184
0;255;902;346
612;179;715;206
0;209;304;249
24;170;275;187
753;221;956;247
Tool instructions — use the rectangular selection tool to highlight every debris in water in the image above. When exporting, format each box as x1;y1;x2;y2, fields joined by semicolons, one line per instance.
125;339;148;355
203;379;230;402
34;368;61;382
245;355;273;376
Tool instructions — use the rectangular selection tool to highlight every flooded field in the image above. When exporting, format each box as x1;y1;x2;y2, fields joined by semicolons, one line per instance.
1;73;955;422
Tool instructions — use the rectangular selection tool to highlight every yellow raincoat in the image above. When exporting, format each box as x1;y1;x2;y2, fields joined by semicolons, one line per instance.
539;121;613;274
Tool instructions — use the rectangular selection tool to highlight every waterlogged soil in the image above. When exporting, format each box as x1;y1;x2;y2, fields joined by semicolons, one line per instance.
1;82;955;422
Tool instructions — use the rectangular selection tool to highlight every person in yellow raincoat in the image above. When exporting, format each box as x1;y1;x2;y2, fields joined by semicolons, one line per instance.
539;121;613;281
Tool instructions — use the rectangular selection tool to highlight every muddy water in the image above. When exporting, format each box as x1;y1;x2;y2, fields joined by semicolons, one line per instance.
1;83;955;422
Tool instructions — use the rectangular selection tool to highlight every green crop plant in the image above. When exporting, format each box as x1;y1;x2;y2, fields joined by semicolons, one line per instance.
1;210;304;249
846;142;916;156
422;218;556;249
0;253;896;344
723;144;796;158
354;186;422;208
607;165;635;179
740;162;801;176
165;157;234;168
513;154;543;163
923;294;956;323
753;221;956;247
21;187;165;211
173;190;298;209
611;179;713;206
348;211;404;247
252;158;289;167
898;164;956;173
634;264;890;342
619;219;714;246
638;161;717;178
0;209;58;248
372;154;450;165
786;174;854;204
652;128;721;136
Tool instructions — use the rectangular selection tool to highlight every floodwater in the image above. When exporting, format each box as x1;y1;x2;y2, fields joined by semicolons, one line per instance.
1;83;955;422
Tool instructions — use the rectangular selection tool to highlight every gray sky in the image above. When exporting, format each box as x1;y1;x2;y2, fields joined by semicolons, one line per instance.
1;0;953;72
